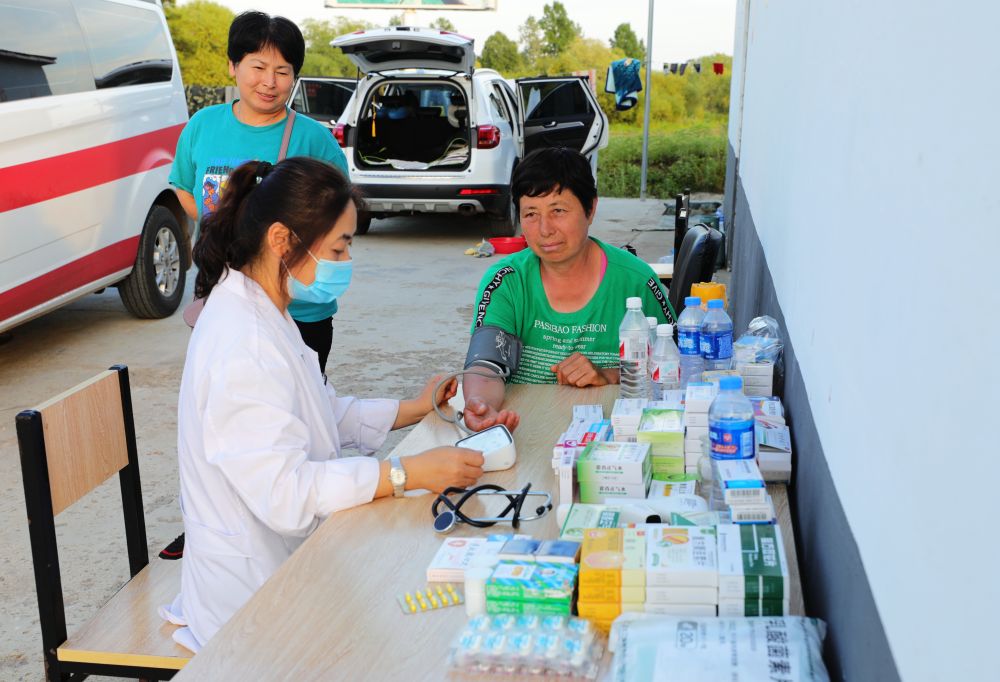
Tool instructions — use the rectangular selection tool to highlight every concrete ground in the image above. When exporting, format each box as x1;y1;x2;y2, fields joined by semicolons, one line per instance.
0;196;723;680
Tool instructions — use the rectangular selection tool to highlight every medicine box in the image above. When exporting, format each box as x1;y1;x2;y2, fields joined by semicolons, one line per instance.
738;361;774;377
717;598;789;617
485;561;578;602
645;526;718;587
729;495;776;525
716;524;788;601
684;383;718;413
748;396;784;423
668;510;731;527
573;404;604;422
636;409;685;456
578;476;651;504
579;528;624;587
534;539;581;564
645;585;718;605
485;599;572;616
426;534;514;582
643;603;717;616
647;389;686;410
757;451;792;483
701;369;741;387
683;411;709;428
498;538;542;562
647;477;698;499
610;398;647;435
578;583;646;603
577;441;651;493
577;601;643;622
559;504;621;541
715;459;767;505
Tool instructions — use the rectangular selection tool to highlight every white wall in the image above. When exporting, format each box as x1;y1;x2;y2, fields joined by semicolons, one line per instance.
733;1;1000;680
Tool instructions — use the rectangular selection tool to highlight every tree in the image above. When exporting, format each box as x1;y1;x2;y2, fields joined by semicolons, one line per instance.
610;23;645;60
480;32;522;74
538;2;581;56
165;1;234;86
518;16;544;70
388;13;404;27
429;17;457;32
300;17;374;77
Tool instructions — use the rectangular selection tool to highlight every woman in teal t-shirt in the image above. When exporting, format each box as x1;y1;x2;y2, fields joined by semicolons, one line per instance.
169;11;348;373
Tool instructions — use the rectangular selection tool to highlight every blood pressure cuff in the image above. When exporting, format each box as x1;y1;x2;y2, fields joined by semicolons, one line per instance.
465;325;522;379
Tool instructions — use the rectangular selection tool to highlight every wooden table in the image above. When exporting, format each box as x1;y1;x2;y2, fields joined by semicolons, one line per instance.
173;385;802;681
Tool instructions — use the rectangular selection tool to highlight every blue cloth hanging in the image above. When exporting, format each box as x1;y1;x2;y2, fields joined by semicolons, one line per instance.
605;57;642;111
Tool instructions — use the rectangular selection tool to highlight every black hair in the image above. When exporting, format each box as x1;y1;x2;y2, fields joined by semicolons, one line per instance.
511;147;598;217
194;158;362;299
228;11;305;75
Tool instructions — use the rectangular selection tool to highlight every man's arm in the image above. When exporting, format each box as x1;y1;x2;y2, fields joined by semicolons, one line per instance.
461;367;517;432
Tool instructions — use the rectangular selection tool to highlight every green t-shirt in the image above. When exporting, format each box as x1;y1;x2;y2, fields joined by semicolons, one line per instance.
470;238;676;384
169;102;349;322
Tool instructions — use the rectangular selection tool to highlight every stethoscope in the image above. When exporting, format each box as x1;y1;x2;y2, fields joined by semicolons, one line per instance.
431;367;511;435
431;483;553;533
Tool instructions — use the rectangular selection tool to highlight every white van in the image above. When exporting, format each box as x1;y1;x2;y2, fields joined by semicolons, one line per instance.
0;0;190;334
331;27;608;236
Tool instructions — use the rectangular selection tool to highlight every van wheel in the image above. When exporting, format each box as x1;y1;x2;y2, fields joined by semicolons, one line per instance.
485;197;518;238
356;211;372;235
119;206;186;319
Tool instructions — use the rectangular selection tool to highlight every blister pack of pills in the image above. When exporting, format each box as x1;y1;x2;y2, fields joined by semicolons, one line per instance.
448;614;604;679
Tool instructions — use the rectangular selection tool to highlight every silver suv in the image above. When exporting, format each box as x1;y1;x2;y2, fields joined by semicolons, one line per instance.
331;27;608;236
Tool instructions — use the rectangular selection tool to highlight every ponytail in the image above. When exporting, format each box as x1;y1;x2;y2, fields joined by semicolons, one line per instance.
193;160;275;299
192;157;359;299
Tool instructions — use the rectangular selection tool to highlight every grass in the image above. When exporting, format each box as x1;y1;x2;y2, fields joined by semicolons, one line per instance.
598;121;728;199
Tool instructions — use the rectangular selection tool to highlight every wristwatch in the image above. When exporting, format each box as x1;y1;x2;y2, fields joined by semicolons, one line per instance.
389;456;407;498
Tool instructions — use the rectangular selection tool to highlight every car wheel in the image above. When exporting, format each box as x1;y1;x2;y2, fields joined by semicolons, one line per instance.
485;196;519;238
356;210;372;235
119;206;186;319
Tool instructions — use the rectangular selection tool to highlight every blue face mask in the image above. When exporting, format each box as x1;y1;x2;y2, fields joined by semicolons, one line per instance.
286;249;352;305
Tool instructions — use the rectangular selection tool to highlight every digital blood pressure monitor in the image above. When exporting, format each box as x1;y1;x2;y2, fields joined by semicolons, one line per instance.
455;424;517;472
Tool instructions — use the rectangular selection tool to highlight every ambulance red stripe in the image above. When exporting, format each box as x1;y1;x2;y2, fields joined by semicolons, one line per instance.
0;236;141;322
0;123;184;213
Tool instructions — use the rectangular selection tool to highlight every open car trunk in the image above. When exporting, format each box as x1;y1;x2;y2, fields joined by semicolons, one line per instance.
354;81;471;171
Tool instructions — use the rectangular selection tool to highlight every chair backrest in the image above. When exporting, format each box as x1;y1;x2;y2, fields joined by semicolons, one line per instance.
669;223;723;318
16;364;147;679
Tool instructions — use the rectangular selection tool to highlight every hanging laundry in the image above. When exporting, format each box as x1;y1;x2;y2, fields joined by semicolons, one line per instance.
670;63;678;74
693;63;702;74
713;62;725;75
606;57;642;111
679;63;687;75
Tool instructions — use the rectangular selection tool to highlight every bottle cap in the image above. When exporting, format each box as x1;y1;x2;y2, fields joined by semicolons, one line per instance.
656;324;673;336
707;299;724;309
646;316;658;328
719;376;743;390
684;296;701;306
626;296;642;309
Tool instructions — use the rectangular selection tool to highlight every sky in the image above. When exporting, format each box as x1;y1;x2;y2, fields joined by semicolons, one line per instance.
192;0;738;64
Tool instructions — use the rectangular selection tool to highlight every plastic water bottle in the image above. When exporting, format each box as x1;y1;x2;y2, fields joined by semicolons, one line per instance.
676;296;706;388
700;299;733;371
708;375;755;510
619;297;649;399
651;324;681;399
645;316;658;386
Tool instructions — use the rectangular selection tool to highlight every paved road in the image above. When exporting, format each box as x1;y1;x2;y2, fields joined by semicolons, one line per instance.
0;197;692;680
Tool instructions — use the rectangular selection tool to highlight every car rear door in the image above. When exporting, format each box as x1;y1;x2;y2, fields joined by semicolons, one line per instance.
515;76;608;159
291;77;357;129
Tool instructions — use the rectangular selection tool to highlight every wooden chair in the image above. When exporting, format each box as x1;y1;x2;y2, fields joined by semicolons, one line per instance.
16;364;190;681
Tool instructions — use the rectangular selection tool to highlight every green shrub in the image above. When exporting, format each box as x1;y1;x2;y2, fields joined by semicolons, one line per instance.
598;124;727;198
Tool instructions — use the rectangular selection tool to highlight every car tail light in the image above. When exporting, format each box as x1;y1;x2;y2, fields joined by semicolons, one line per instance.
458;188;500;196
477;124;501;149
333;123;347;148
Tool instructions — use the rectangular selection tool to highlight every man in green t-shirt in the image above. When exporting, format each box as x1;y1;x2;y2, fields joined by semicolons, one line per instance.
462;147;675;432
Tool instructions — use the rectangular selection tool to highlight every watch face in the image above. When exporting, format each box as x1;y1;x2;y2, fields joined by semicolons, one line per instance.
390;466;406;486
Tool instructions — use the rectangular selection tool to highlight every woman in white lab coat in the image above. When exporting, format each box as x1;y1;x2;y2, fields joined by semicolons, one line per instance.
160;157;484;651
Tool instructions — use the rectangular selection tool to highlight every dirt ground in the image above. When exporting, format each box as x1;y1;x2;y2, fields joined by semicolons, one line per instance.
0;197;722;680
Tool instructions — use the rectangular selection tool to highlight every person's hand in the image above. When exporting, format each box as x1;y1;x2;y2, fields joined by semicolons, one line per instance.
413;374;458;414
405;447;485;492
461;396;520;432
550;353;610;387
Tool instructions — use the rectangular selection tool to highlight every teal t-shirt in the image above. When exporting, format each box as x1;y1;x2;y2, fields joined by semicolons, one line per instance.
470;238;676;384
169;102;349;322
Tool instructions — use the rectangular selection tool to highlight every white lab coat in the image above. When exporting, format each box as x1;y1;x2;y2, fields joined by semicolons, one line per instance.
160;269;398;651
